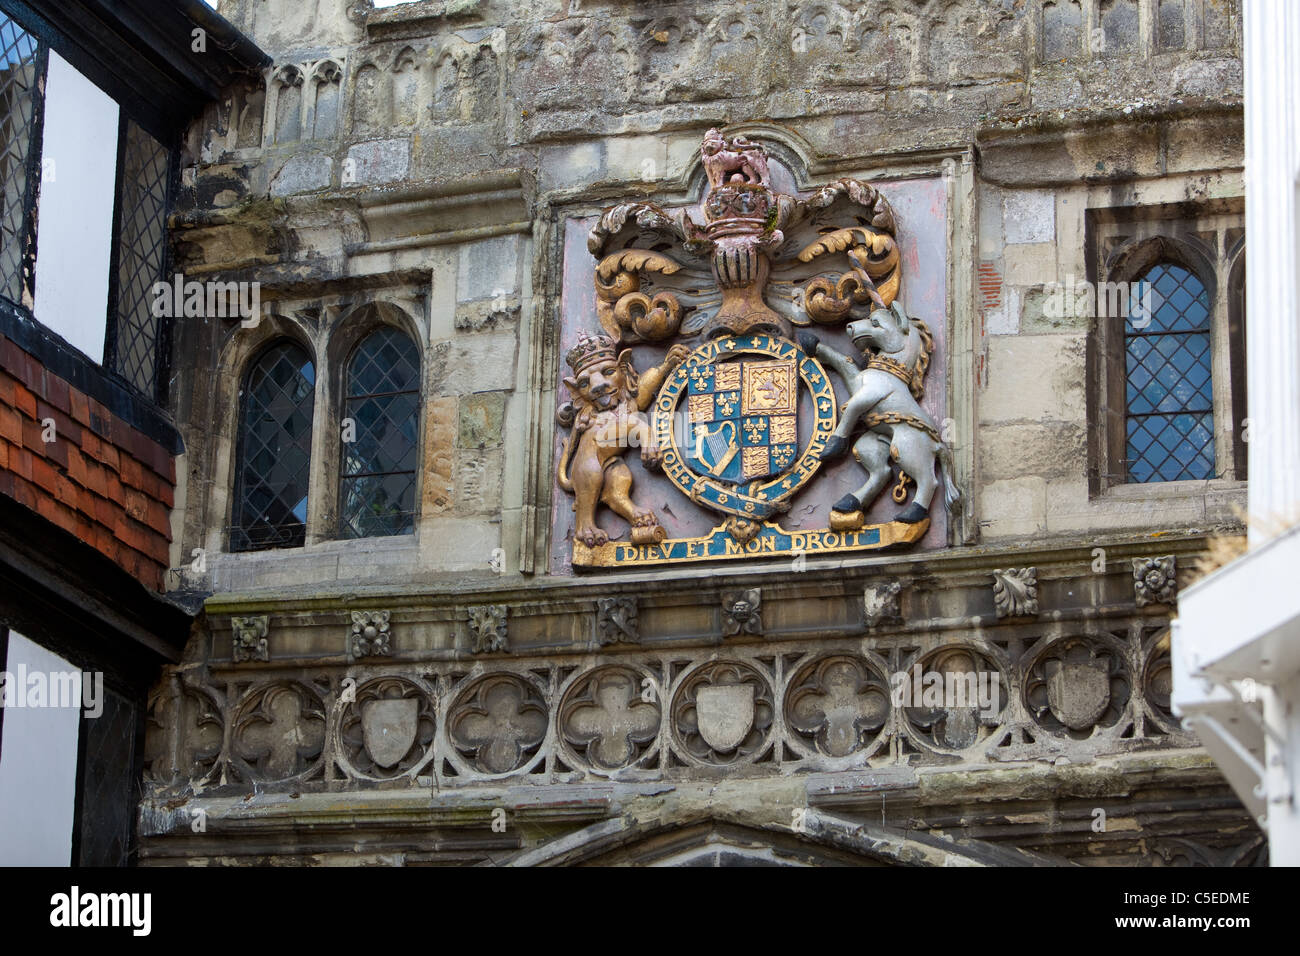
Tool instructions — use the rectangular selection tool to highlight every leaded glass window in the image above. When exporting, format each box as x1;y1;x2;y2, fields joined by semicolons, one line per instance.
1124;263;1215;482
232;341;315;551
107;119;172;400
340;327;420;538
0;13;44;306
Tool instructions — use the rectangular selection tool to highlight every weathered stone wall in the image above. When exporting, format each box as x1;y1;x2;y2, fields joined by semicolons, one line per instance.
170;0;1245;588
143;0;1256;866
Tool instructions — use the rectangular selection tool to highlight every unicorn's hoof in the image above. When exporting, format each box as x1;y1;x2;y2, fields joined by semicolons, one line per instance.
897;501;931;524
833;493;861;513
821;435;848;460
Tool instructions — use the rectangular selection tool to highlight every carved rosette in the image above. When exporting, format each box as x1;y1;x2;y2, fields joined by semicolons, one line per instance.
447;673;548;776
863;580;902;629
992;567;1038;619
1134;556;1176;607
230;680;328;784
1025;637;1130;739
721;588;762;637
899;646;1007;753
596;597;639;645
785;654;891;760
337;676;436;781
231;615;270;662
558;665;661;773
467;604;509;654
670;660;774;766
349;609;392;658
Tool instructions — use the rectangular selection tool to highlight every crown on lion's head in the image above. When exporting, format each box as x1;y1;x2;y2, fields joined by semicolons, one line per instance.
565;332;618;375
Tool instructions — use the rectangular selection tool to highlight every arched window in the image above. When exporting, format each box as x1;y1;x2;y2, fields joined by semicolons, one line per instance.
231;341;315;551
1124;263;1215;482
339;327;420;538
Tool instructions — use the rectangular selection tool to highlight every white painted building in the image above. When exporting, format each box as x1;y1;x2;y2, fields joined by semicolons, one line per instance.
1171;0;1300;867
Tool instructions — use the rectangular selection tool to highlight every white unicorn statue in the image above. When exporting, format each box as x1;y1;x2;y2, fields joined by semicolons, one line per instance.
797;299;962;526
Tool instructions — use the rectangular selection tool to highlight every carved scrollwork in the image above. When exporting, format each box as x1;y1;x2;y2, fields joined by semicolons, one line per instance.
337;677;436;780
992;567;1038;619
670;660;774;765
900;646;1006;752
1026;637;1130;738
797;227;901;324
447;673;548;775
558;666;660;772
786;654;891;759
231;681;327;783
594;249;686;343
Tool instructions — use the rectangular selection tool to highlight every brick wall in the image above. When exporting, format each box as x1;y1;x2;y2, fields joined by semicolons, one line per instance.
0;332;175;592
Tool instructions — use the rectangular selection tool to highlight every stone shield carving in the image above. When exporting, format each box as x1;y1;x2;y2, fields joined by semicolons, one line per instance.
671;660;774;765
360;698;419;769
338;677;437;780
695;684;755;752
1045;655;1112;731
1027;637;1129;738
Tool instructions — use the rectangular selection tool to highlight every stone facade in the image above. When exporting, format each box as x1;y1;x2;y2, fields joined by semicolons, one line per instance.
140;0;1260;866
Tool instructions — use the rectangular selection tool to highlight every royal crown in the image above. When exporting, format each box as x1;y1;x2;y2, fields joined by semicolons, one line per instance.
566;332;618;374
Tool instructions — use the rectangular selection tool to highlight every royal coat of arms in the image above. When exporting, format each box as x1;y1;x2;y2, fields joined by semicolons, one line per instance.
555;128;962;569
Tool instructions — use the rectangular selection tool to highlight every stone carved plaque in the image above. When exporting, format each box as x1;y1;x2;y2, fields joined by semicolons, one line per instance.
552;128;956;572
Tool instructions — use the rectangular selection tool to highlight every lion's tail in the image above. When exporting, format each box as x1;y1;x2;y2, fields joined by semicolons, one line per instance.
556;428;577;494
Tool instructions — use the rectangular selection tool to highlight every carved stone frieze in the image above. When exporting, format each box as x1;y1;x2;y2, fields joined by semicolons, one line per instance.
143;683;223;785
863;580;902;628
447;673;547;775
596;597;639;645
231;615;270;663
786;655;890;759
992;567;1038;619
349;609;392;658
467;604;508;654
558;665;659;772
900;646;1006;752
721;588;762;637
1133;555;1176;607
231;681;327;783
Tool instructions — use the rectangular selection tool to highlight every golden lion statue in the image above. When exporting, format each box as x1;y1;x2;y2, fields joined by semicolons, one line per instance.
556;333;689;548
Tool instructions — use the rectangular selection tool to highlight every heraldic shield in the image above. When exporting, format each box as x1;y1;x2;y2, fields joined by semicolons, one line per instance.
686;358;799;483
